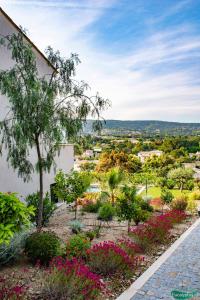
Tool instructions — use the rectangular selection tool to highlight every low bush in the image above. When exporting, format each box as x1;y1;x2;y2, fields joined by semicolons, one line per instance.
66;234;91;259
41;256;106;300
69;220;84;234
82;199;102;213
171;195;188;211
87;241;135;275
26;192;56;226
25;231;62;265
85;230;96;241
98;203;115;221
0;228;30;266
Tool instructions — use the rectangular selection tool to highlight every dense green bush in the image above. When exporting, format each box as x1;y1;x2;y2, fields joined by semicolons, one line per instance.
66;234;91;259
98;202;115;221
26;192;56;226
0;228;30;266
185;180;194;191
0;192;34;244
25;231;62;265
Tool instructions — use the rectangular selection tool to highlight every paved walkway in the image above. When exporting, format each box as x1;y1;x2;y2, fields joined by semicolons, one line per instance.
117;219;200;300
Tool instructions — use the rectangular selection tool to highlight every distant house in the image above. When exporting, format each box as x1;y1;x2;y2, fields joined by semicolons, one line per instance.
138;150;163;163
83;150;94;159
0;7;74;197
93;147;102;158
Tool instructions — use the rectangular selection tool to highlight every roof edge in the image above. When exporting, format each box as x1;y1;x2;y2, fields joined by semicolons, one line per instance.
0;6;57;72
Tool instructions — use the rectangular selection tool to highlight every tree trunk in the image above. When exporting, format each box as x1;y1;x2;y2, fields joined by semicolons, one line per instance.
128;220;130;233
111;190;115;206
35;137;44;229
74;198;77;219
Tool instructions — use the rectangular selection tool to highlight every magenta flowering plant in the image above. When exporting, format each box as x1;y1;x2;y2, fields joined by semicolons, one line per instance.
117;238;142;258
0;276;27;300
41;256;107;300
87;241;140;275
130;210;187;251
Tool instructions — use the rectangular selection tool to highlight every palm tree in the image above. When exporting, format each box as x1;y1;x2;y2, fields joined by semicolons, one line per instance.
101;168;123;206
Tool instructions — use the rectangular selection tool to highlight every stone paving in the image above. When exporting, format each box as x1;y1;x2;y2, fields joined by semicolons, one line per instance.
131;221;200;300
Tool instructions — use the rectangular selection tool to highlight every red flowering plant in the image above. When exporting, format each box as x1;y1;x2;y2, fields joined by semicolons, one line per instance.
41;256;107;300
130;210;188;251
164;210;187;225
129;223;154;251
86;241;140;276
0;276;28;300
117;238;142;258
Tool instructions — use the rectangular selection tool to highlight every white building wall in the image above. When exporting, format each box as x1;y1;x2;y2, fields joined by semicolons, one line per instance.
0;9;74;198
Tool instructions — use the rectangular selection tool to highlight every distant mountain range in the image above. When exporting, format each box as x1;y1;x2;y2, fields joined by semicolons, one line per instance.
84;120;200;135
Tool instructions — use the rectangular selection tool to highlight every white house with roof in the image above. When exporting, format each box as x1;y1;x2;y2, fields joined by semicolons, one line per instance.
138;150;163;163
0;7;74;198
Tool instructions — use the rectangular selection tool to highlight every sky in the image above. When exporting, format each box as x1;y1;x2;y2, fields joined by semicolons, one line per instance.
1;0;200;122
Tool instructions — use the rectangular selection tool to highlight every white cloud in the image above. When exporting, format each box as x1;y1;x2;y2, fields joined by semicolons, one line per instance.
0;0;200;122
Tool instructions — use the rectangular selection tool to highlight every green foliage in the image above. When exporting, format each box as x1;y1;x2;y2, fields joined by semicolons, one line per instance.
69;220;84;234
116;186;152;230
161;188;174;205
25;231;62;265
80;162;96;171
54;170;91;203
0;228;30;266
26;192;56;226
171;195;188;211
66;234;91;259
168;168;194;190
98;202;115;221
0;192;34;244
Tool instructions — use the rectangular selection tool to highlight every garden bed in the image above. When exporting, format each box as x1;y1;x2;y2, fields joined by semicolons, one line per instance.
0;207;197;300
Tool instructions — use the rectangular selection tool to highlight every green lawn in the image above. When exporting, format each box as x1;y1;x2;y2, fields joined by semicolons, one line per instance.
141;186;190;198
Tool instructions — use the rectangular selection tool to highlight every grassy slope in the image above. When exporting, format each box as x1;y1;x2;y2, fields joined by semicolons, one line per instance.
141;186;190;198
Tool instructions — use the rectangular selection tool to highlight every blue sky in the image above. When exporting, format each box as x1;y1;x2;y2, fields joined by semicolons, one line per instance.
1;0;200;122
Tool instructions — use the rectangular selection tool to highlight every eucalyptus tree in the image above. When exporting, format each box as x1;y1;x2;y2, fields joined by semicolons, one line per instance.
0;31;109;228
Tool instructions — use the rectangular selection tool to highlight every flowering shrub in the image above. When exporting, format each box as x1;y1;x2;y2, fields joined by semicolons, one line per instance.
87;241;137;275
130;210;187;251
41;256;106;300
117;238;142;258
129;224;154;251
66;234;91;259
0;276;27;300
163;210;187;224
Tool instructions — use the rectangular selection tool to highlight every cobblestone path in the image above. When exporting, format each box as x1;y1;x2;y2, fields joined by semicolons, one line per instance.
130;220;200;300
